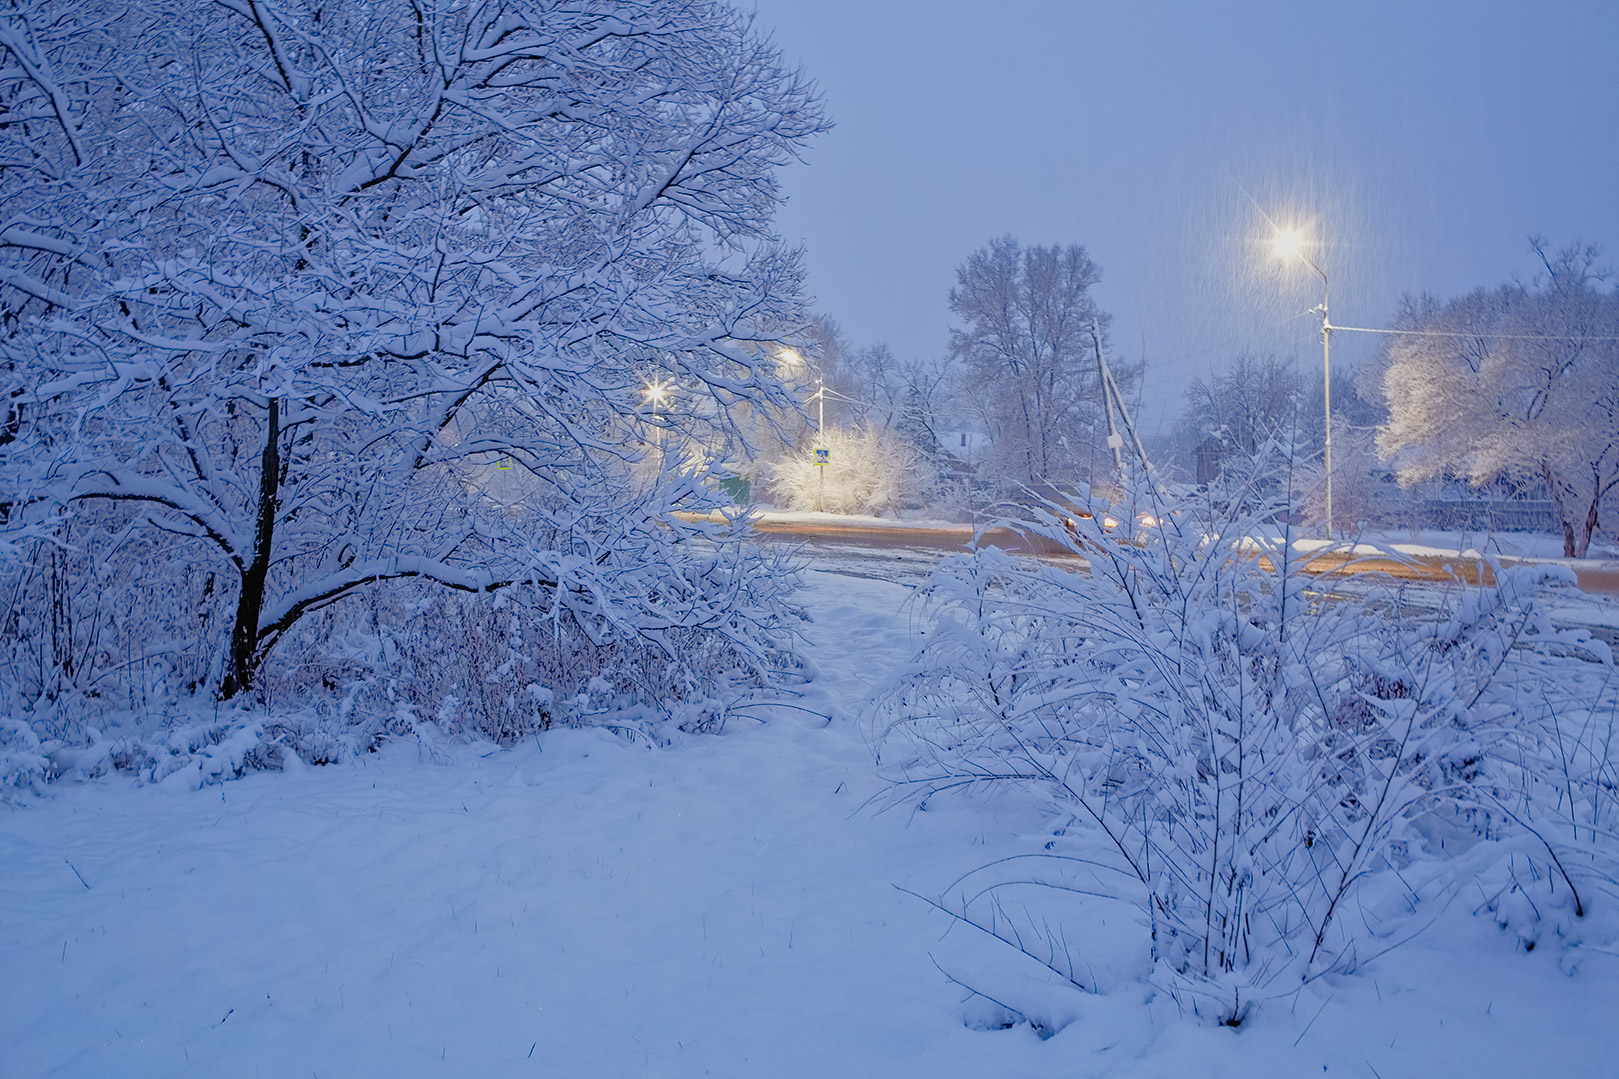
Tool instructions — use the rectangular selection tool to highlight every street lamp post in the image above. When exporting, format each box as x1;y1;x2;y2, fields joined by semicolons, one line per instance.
1273;228;1335;539
777;347;829;511
812;373;826;511
641;378;674;470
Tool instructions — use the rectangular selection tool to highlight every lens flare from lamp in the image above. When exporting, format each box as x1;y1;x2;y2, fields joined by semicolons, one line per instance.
1272;228;1305;259
641;380;672;410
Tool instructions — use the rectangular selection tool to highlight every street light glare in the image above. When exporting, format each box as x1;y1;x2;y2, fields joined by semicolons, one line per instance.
1266;215;1334;538
776;346;803;366
642;379;672;409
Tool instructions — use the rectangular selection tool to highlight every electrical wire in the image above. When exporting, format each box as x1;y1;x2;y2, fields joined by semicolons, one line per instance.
1331;324;1619;342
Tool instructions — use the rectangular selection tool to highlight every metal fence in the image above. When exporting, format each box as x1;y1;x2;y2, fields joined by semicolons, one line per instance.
1397;498;1558;533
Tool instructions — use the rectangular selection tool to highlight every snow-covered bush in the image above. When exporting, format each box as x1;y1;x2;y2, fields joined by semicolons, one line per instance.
768;423;930;515
872;467;1595;1024
0;462;806;784
0;717;47;798
1484;666;1619;952
350;496;807;745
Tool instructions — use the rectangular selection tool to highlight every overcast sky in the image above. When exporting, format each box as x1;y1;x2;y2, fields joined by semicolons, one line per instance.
746;0;1619;430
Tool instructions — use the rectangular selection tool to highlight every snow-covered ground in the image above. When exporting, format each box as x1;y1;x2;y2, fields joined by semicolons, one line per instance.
5;562;1619;1077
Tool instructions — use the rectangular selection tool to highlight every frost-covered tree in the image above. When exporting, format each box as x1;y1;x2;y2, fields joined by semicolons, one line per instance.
846;344;952;460
765;326;954;513
767;423;927;516
1177;353;1304;486
1181;354;1302;459
1177;354;1385;488
948;236;1127;490
0;0;825;700
1378;242;1619;556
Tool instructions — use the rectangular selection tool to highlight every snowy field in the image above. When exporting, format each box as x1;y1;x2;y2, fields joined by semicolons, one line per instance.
5;559;1619;1078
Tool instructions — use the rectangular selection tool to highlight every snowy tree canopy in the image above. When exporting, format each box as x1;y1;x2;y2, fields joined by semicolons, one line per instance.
0;0;826;698
1377;242;1619;556
948;236;1129;490
1180;353;1303;462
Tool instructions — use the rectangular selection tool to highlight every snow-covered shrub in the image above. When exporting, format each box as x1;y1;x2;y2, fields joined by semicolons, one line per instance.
872;468;1585;1024
0;718;47;798
768;424;930;515
366;502;807;745
0;519;223;739
1483;664;1619;952
3;493;803;787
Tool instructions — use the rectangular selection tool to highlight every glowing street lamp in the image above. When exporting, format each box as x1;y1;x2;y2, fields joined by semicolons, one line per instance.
1273;226;1335;539
1272;228;1305;261
641;378;673;421
793;355;829;509
774;345;824;430
773;344;830;509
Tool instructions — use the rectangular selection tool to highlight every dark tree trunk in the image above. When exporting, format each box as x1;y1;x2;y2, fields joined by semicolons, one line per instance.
1578;494;1600;559
220;397;280;700
1545;463;1579;559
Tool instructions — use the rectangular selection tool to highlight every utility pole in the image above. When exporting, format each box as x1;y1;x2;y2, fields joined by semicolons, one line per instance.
1272;229;1333;539
1089;319;1151;481
1094;326;1125;477
1320;290;1334;540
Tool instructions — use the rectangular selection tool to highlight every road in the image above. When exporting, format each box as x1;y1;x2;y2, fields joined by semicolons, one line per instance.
732;515;1619;653
729;514;1619;596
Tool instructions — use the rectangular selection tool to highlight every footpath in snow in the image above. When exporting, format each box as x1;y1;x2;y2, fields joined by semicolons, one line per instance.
3;566;1618;1077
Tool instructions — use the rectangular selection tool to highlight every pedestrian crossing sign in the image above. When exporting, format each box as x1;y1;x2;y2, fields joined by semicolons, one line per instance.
814;448;830;466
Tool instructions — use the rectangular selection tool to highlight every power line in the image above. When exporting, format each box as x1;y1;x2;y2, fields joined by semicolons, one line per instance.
1332;324;1619;342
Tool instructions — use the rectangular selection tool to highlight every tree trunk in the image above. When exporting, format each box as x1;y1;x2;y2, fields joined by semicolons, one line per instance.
1577;493;1600;559
1544;464;1579;558
219;397;280;700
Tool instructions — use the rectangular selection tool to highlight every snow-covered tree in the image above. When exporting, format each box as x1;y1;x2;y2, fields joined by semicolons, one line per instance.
844;344;953;460
1378;242;1619;556
1180;354;1301;462
1;0;825;700
767;423;927;516
948;236;1128;490
765;327;955;513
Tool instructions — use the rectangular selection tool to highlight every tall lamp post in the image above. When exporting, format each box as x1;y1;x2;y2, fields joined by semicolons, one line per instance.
641;377;674;471
777;347;828;511
1273;228;1334;539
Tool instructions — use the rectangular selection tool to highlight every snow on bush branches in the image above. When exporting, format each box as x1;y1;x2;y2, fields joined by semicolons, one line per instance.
871;470;1613;1025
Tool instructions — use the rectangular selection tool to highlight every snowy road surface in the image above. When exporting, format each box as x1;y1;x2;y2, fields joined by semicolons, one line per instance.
734;510;1619;594
4;563;1619;1077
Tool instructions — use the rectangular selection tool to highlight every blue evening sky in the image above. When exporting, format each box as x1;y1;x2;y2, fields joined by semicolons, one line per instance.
747;0;1619;429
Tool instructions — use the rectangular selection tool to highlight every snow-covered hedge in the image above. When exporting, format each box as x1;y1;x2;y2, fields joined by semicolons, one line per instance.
872;471;1615;1025
0;504;806;795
